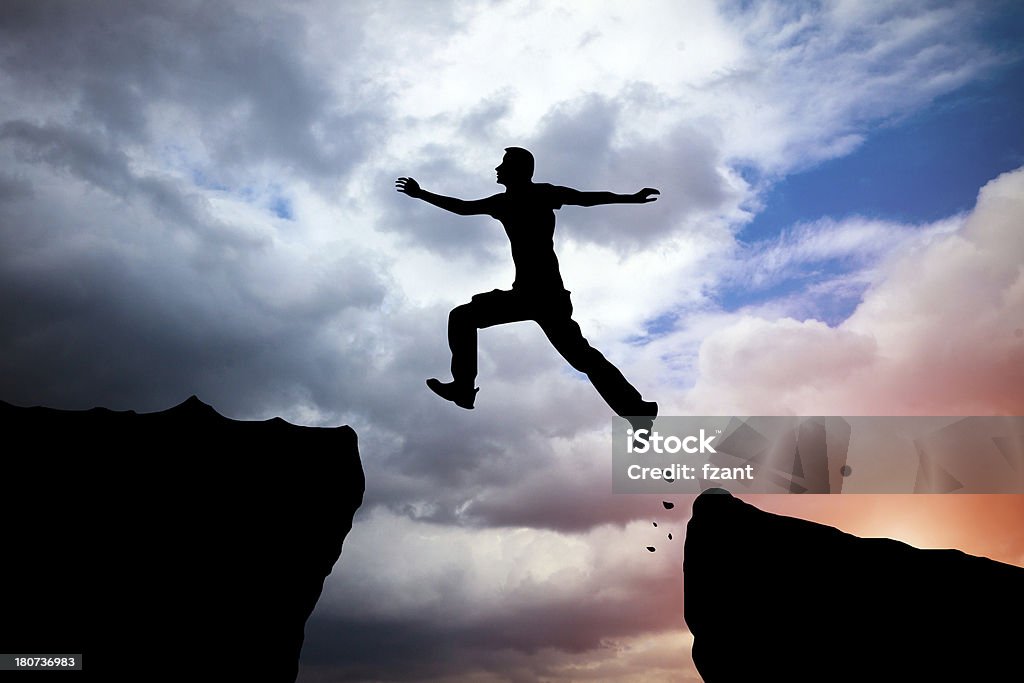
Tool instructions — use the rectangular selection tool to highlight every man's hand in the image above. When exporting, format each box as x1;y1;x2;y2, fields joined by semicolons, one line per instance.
396;177;422;198
633;188;660;203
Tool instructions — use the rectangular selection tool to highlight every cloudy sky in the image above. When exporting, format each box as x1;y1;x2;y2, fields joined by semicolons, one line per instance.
2;1;1023;680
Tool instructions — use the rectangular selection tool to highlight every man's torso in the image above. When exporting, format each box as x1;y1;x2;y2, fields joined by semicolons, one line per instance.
485;183;567;292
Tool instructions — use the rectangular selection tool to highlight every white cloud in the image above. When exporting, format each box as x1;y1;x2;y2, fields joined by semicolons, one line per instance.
735;215;961;289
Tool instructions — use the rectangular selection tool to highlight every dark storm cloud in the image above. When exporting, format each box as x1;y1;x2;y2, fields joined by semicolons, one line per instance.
0;172;32;203
0;0;378;183
1;121;137;195
468;476;678;534
0;120;251;246
300;562;684;681
0;0;402;420
0;191;389;416
355;398;679;531
352;385;582;521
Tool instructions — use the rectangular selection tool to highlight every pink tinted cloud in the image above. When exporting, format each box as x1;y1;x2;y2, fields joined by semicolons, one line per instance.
687;166;1024;415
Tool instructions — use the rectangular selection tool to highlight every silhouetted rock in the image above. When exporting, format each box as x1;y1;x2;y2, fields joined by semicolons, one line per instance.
684;489;1023;682
0;396;364;682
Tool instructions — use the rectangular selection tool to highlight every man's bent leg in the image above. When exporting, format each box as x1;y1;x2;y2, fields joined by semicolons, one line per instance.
447;301;479;389
434;290;531;407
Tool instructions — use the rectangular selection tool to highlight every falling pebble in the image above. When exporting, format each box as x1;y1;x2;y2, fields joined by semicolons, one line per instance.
665;477;675;483
646;546;656;552
668;533;673;540
662;501;674;510
653;522;658;527
840;465;853;477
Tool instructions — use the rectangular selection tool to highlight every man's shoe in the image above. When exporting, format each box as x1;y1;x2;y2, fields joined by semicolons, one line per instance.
627;400;658;448
426;378;479;409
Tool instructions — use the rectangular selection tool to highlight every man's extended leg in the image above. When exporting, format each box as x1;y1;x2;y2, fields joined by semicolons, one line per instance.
429;289;530;408
538;306;657;424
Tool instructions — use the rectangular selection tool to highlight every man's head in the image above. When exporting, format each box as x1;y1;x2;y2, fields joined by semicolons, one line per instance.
495;147;534;186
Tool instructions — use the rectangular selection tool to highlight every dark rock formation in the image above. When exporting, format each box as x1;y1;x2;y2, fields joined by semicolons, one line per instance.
1;396;364;682
684;489;1023;682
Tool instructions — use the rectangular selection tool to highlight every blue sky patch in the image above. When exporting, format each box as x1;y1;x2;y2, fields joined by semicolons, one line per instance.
741;59;1024;244
270;195;294;220
714;50;1024;326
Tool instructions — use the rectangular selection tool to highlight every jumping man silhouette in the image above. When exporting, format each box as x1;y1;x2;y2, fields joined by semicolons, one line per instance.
396;147;659;431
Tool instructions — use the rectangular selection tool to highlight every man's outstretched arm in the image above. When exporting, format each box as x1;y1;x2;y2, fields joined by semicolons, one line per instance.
396;177;497;216
557;186;660;207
